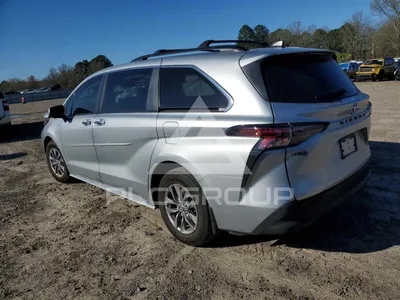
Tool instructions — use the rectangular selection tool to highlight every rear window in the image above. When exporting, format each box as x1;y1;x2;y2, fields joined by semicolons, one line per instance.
261;54;359;103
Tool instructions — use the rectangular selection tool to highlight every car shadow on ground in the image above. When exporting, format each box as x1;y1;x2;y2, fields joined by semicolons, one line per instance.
0;152;27;160
0;121;44;144
211;141;400;254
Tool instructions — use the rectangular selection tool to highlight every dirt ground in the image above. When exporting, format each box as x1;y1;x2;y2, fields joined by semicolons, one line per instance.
1;82;400;300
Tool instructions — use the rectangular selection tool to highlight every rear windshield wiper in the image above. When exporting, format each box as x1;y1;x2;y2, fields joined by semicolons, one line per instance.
314;88;347;101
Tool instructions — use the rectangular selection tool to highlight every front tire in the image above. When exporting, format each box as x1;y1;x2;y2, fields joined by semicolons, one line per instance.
46;141;72;183
158;167;217;246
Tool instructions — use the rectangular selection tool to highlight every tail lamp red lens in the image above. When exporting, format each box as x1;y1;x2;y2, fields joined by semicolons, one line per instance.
226;123;328;150
2;100;9;111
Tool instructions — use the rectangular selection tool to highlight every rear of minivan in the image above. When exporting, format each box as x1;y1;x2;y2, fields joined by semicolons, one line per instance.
246;50;370;231
204;49;371;235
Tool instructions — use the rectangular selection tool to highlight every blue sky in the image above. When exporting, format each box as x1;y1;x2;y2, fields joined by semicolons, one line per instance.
0;0;371;80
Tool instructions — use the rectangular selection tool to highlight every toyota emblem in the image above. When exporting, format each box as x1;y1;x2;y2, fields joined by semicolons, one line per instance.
351;103;359;115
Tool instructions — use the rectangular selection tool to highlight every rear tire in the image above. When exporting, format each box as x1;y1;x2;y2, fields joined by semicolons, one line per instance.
158;167;218;246
46;141;73;183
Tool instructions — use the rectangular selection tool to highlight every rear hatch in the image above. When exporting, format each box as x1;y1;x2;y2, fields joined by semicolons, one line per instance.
241;51;371;200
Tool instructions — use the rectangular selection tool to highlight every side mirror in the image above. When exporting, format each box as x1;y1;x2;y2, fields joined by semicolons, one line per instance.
48;105;66;120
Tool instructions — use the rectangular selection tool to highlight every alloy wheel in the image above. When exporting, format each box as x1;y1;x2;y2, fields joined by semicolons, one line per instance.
49;148;66;177
164;183;198;234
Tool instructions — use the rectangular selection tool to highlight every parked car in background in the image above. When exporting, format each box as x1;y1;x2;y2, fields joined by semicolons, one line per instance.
42;40;372;246
356;58;396;81
36;87;51;93
4;90;21;95
0;92;11;130
21;89;35;94
50;84;61;91
340;62;359;80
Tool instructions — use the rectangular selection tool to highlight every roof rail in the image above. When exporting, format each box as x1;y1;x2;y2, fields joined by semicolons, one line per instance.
198;39;269;48
131;40;269;62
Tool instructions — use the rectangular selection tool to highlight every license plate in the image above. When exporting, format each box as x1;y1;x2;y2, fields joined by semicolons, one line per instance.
340;134;357;159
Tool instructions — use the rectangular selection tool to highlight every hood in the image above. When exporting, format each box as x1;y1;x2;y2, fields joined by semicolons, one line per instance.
360;64;382;68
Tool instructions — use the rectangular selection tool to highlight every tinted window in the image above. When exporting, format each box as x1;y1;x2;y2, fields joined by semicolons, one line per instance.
71;76;103;115
102;68;153;113
160;68;228;111
365;59;383;65
261;54;359;103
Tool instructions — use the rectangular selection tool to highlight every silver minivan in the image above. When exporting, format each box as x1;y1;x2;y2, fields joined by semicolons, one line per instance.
42;40;371;246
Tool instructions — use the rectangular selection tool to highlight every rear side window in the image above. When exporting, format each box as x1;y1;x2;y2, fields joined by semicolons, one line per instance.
261;54;359;103
160;67;229;111
102;68;153;113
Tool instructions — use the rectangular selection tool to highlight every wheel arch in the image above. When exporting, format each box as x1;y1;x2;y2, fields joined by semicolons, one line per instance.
150;161;190;207
43;136;53;151
149;160;219;236
149;156;208;204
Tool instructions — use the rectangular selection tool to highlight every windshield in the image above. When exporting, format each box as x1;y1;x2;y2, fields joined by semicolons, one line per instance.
364;59;383;65
261;53;359;103
340;63;349;69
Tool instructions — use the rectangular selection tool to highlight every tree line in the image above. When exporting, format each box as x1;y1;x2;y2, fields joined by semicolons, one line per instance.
0;55;112;92
1;0;399;93
238;0;400;61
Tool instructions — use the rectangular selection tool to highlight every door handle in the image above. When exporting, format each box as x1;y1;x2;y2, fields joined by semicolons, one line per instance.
93;119;106;126
81;119;92;126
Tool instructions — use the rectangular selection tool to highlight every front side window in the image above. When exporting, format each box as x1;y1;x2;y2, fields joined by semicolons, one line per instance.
70;76;103;115
160;67;228;111
102;68;153;113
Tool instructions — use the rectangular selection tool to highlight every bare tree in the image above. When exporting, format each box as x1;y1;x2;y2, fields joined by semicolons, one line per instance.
371;0;400;55
287;21;304;45
342;11;374;59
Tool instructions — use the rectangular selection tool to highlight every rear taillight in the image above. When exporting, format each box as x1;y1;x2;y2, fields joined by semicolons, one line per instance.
2;100;9;111
226;123;328;150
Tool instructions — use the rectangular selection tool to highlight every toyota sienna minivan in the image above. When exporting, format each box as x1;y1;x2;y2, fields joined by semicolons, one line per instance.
42;40;371;246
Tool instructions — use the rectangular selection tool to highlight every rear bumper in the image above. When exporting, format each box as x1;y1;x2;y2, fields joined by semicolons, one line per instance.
252;159;370;235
